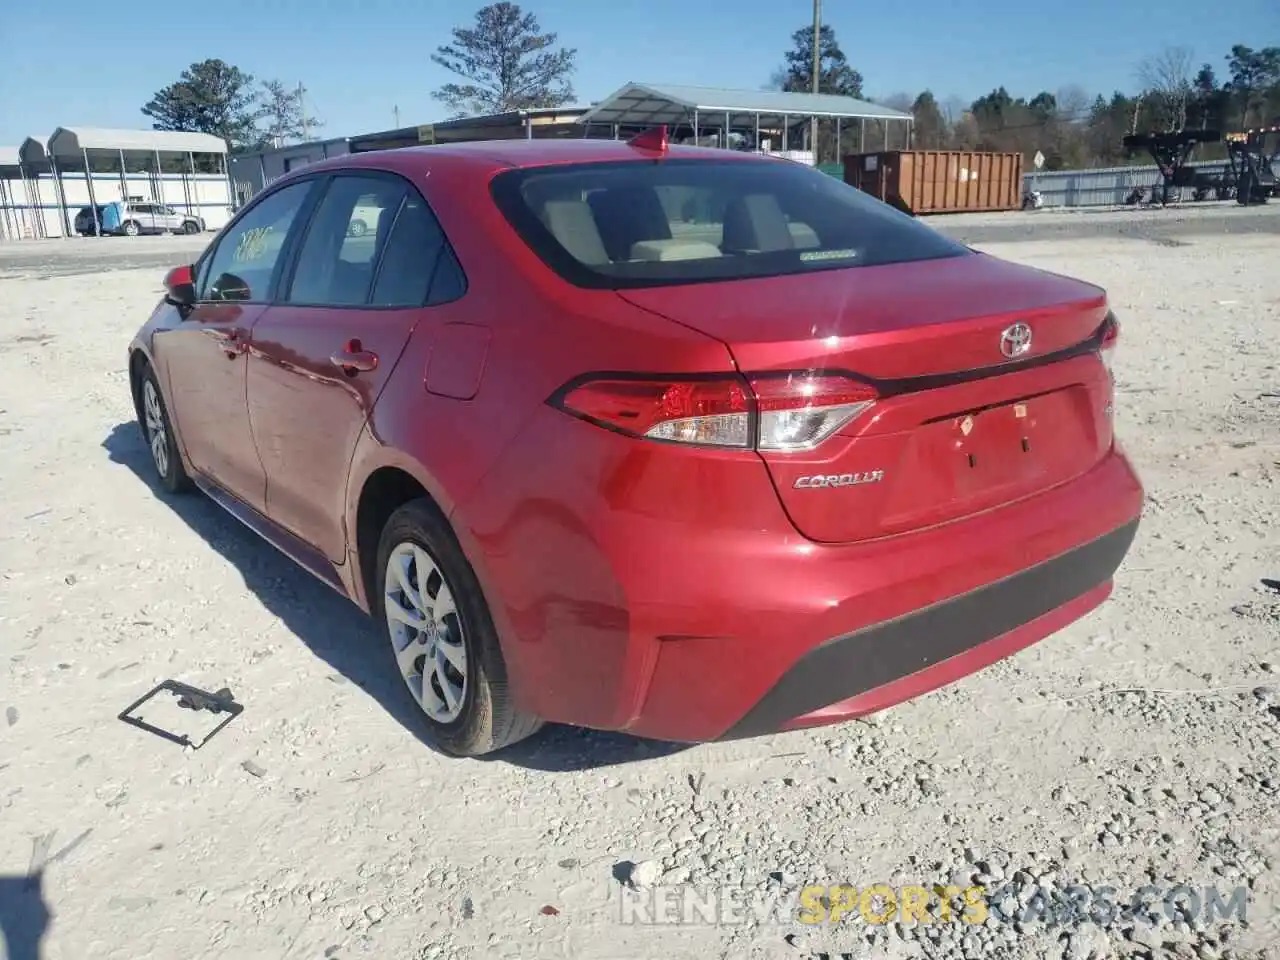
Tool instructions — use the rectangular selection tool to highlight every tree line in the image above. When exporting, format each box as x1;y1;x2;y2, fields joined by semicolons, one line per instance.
141;3;1279;172
776;27;1280;169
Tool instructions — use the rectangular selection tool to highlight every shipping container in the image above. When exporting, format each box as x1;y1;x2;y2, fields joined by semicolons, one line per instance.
843;150;1024;215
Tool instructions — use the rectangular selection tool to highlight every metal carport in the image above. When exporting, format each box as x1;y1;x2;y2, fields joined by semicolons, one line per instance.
0;145;23;239
577;82;913;161
46;127;230;236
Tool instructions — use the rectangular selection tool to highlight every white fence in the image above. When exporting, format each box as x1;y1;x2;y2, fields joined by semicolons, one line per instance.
0;170;233;240
1021;161;1233;208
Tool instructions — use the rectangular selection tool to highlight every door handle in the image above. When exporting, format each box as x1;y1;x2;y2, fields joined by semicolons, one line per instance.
331;338;379;375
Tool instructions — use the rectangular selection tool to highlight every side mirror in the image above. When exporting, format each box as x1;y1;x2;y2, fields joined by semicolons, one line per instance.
208;272;251;302
164;264;197;308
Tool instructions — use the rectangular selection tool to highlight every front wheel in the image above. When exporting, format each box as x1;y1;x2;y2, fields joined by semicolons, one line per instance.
182;220;200;235
138;365;192;494
374;499;542;756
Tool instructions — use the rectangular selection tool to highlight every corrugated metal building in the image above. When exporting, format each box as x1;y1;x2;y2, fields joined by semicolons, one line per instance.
228;84;914;206
228;106;594;205
0;127;231;240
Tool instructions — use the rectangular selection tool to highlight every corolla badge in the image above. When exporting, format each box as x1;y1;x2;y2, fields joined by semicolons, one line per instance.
1000;322;1033;359
793;471;884;489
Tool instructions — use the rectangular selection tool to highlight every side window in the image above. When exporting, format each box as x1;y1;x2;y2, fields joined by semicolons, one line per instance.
369;194;449;307
426;244;466;305
286;175;408;306
198;181;313;302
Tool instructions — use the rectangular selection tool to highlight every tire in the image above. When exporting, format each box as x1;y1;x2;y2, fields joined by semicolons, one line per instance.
347;219;368;238
123;220;140;237
182;220;200;235
374;499;542;756
137;363;192;494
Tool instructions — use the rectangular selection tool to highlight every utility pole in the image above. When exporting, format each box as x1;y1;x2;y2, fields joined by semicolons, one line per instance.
298;82;311;142
394;105;401;128
811;0;821;161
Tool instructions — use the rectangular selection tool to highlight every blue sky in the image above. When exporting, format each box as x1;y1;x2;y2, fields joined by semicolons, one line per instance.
1;0;1276;144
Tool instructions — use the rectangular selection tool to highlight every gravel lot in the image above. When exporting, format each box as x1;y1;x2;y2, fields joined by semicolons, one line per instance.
1;216;1279;960
3;202;1278;279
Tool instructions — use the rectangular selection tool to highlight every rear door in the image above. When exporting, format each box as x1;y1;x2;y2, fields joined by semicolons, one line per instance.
246;171;458;562
132;203;158;233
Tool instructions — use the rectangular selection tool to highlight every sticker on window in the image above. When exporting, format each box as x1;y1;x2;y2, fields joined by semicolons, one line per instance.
235;226;273;263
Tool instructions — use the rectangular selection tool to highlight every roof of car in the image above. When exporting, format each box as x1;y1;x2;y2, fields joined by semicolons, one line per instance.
304;138;777;177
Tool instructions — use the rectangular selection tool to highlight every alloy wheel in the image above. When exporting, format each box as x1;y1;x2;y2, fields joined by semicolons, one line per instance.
142;379;169;478
383;541;468;723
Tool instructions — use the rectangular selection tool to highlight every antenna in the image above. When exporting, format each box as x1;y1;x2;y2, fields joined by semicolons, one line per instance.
627;125;669;154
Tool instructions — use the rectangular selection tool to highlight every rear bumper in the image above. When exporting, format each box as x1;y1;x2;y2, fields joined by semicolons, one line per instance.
620;447;1143;742
721;518;1136;739
461;408;1143;742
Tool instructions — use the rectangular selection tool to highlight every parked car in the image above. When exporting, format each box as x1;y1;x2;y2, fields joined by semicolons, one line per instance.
105;201;205;237
127;136;1143;757
346;202;382;238
74;205;108;236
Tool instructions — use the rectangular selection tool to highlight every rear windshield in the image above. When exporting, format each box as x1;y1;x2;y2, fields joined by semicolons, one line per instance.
489;157;970;289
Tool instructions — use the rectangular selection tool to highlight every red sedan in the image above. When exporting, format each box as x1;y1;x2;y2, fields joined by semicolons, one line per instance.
127;132;1142;756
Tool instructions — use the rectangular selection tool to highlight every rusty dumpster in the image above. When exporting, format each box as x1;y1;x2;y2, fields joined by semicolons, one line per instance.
843;150;1024;215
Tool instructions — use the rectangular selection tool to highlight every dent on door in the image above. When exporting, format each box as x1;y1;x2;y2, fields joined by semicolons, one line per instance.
424;323;491;400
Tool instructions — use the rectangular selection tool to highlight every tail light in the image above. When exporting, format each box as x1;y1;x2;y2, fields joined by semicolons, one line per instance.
1099;310;1119;378
749;375;878;451
554;376;752;447
554;373;877;451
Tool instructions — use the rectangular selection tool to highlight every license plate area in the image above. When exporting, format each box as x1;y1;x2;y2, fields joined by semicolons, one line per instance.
879;388;1096;532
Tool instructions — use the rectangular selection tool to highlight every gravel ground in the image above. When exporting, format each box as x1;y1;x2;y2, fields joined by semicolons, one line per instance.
1;227;1279;960
3;203;1277;279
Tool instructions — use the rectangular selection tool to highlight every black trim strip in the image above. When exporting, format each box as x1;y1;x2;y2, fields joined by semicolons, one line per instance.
194;475;348;595
720;517;1139;740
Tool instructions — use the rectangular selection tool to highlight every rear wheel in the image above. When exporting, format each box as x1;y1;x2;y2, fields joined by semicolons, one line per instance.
123;220;140;237
138;365;192;494
374;499;542;756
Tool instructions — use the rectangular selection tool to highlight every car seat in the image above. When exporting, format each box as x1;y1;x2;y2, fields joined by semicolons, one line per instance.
720;193;795;254
587;186;672;261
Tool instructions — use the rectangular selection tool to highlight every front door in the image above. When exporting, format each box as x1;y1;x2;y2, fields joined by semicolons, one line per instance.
156;204;180;232
247;172;453;562
160;179;317;513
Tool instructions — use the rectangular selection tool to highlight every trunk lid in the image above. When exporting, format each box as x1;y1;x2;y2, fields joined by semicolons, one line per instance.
618;252;1116;543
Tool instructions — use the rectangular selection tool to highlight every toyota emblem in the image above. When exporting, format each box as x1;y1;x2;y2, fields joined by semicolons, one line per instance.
1000;322;1033;359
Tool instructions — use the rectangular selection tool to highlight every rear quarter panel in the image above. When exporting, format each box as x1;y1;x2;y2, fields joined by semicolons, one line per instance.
341;158;735;689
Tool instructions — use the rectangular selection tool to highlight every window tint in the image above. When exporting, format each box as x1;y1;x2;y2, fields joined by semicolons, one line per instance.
287;175;407;306
490;158;970;289
199;181;312;302
369;195;448;307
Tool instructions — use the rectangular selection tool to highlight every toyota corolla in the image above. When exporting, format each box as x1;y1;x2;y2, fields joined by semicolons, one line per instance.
126;130;1142;756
